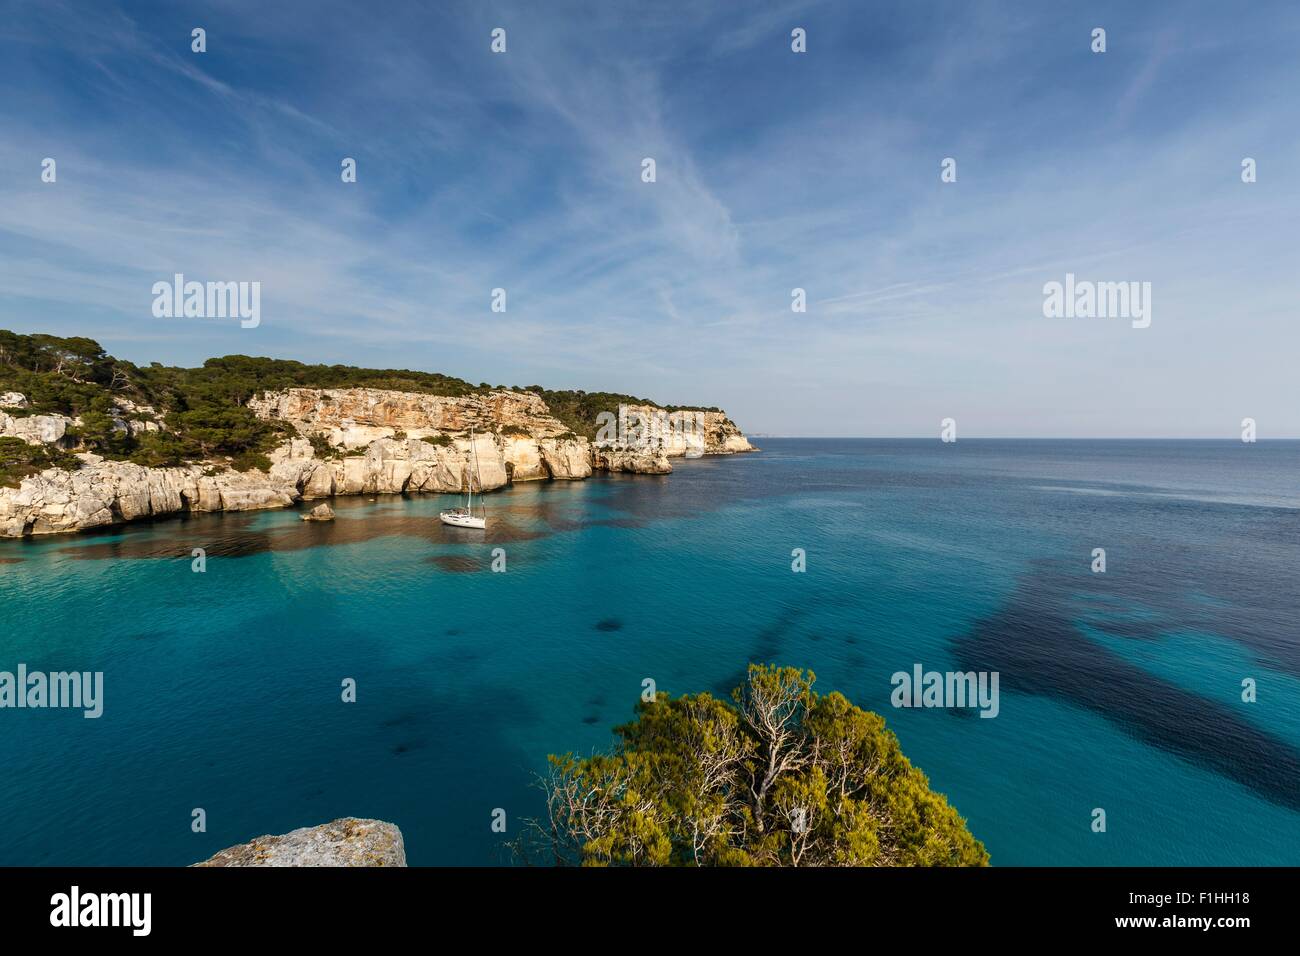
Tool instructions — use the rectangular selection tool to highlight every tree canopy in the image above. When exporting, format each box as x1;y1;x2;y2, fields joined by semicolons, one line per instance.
520;664;989;867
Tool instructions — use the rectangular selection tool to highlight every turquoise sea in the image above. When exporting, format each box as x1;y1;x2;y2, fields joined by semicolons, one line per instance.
2;438;1299;866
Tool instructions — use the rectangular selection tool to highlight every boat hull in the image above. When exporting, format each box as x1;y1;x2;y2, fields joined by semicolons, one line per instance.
440;511;486;529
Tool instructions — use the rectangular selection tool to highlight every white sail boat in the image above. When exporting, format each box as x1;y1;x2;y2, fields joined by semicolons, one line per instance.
440;428;487;529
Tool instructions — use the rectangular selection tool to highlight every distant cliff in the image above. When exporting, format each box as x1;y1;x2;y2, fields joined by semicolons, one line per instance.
0;332;754;537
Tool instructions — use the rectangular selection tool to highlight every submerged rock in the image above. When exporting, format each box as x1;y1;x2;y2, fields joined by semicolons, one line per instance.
194;817;407;867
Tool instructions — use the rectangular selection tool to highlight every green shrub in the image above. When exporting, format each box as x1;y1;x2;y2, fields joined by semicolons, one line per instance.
517;665;989;868
0;436;80;488
128;431;192;468
308;435;339;459
524;387;720;439
230;451;272;473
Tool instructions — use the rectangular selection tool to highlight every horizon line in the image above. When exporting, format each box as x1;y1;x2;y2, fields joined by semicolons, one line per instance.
745;435;1300;441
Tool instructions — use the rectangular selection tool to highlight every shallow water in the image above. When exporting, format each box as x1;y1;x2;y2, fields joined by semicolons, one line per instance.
2;439;1298;865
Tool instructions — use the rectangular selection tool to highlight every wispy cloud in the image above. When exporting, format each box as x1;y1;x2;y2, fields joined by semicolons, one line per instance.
1;0;1299;435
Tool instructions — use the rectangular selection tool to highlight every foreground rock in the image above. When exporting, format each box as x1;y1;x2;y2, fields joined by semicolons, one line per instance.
195;818;407;867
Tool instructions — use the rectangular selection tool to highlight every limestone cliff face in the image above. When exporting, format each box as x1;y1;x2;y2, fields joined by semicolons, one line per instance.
538;436;593;480
702;412;755;454
592;446;672;474
1;396;161;447
248;387;571;440
248;387;589;482
195;818;407;867
0;453;295;537
0;386;753;537
613;404;755;458
0;433;518;536
1;410;70;445
306;434;510;497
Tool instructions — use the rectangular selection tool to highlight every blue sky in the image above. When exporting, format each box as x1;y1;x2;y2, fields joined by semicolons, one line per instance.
1;0;1298;436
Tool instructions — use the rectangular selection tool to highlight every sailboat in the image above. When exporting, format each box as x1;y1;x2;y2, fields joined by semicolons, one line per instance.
440;428;487;529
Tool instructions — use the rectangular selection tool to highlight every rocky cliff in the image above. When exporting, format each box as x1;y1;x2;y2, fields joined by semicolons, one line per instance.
2;394;161;447
195;818;407;867
0;386;754;538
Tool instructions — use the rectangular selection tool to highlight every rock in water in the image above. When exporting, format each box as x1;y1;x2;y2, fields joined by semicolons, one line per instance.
194;818;407;867
301;502;335;521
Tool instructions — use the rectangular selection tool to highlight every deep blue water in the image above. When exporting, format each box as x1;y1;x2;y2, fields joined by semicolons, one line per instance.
2;439;1299;866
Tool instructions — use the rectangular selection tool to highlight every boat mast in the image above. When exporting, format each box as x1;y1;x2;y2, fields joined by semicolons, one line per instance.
469;427;482;517
467;428;474;513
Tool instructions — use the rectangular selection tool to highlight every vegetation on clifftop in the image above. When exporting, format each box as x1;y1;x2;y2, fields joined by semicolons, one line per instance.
0;330;730;466
515;664;989;867
0;436;79;489
522;387;721;440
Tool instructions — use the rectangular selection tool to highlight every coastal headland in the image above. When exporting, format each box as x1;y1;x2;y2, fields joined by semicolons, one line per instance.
0;332;754;538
